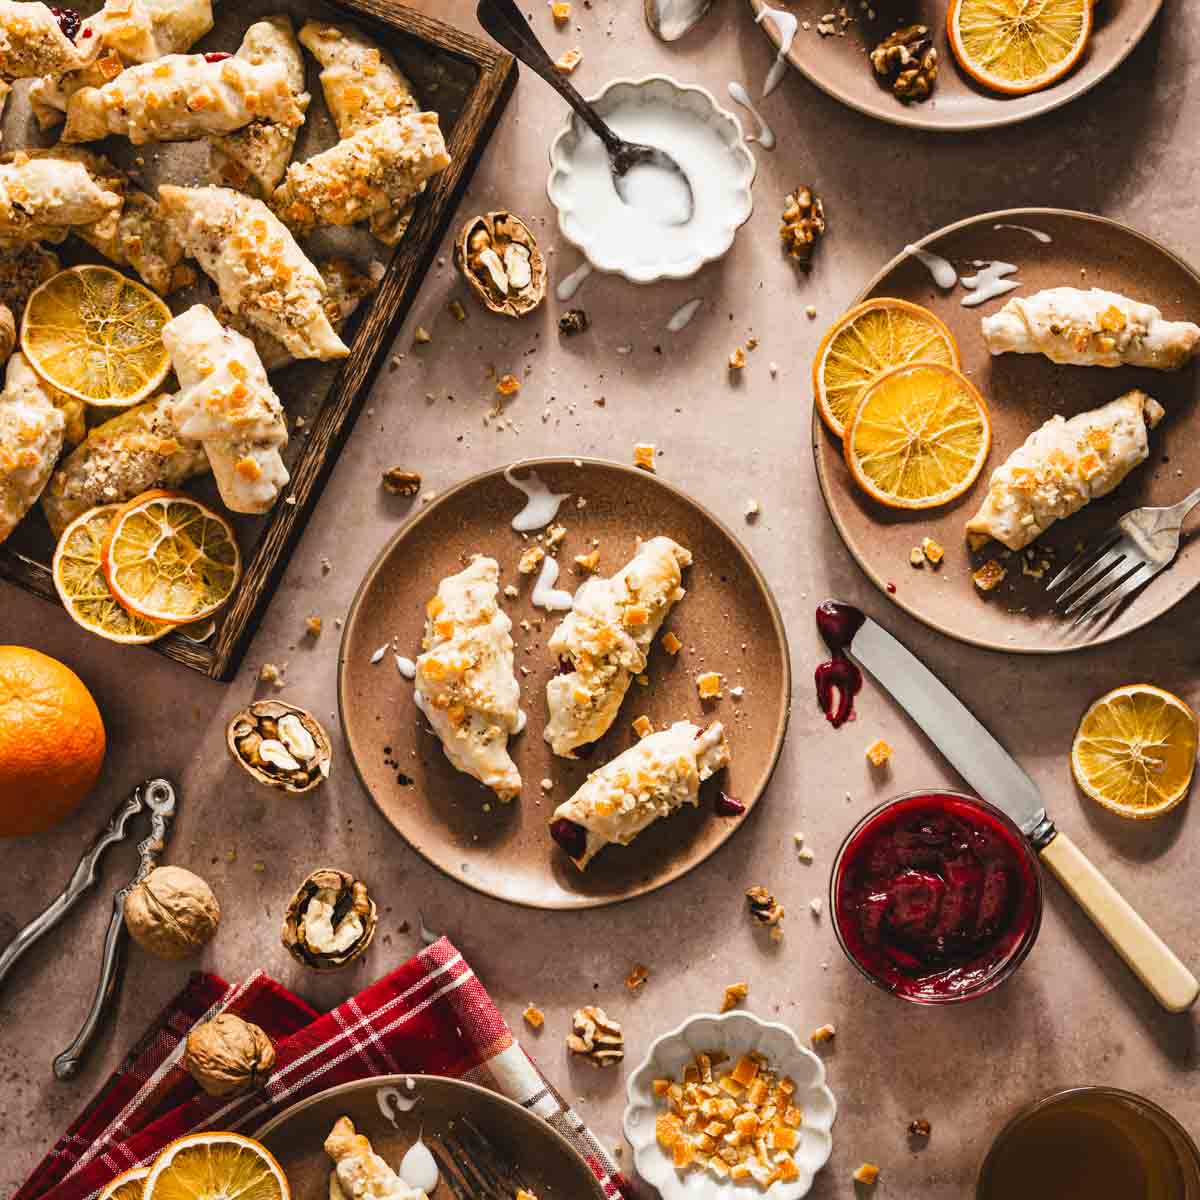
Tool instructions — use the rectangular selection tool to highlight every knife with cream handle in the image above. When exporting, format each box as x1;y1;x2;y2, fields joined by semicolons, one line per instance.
845;611;1198;1014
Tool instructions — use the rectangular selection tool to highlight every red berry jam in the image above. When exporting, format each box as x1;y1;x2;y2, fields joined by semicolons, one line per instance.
814;601;864;728
549;817;587;861
50;6;81;40
832;792;1041;1003
714;791;745;817
204;51;232;62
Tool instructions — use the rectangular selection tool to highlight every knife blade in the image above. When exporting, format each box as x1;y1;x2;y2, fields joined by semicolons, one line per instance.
841;608;1198;1014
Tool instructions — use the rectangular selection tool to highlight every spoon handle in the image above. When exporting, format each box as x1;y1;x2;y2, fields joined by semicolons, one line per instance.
476;0;620;153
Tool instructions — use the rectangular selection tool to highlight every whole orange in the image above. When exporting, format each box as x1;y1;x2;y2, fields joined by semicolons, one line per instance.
0;646;106;836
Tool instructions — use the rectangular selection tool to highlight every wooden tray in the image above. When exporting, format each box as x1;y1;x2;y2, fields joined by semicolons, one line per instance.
0;0;516;680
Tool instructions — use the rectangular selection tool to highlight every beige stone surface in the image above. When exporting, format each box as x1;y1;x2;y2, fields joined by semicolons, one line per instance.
3;2;1199;1196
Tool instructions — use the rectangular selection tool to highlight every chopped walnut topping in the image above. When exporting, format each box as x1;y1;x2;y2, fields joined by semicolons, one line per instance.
632;715;654;738
871;24;938;101
633;443;656;471
518;545;546;575
574;549;600;573
304;616;322;638
625;963;650;991
720;981;749;1013
567;1006;623;1066
381;467;421;496
523;1004;545;1029
908;1118;931;1139
865;738;892;767
496;373;521;396
697;671;723;700
662;631;683;655
853;1163;881;1186
780;185;826;267
810;1023;836;1044
555;47;582;73
546;523;567;549
729;346;747;370
973;560;1007;592
745;886;785;931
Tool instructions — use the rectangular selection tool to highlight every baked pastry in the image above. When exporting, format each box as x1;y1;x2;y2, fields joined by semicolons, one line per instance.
297;19;423;244
30;0;214;126
0;353;65;546
162;304;289;514
61;51;306;144
982;287;1200;371
0;1;89;79
0;153;121;244
551;721;731;869
42;394;209;537
0;242;58;314
545;536;692;758
271;112;449;235
414;556;525;802
966;389;1164;552
209;15;309;199
325;1116;427;1200
159;184;349;361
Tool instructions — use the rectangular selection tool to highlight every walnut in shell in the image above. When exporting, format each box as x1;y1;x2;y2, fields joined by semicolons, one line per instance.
566;1005;624;1067
454;212;547;318
123;865;220;961
281;868;377;971
184;1013;276;1097
227;700;331;794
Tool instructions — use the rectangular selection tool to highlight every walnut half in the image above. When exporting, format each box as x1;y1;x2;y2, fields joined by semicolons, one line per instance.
455;212;547;318
281;868;378;972
227;700;331;794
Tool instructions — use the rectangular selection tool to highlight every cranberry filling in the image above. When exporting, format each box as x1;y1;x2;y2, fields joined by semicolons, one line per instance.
204;51;232;62
550;818;587;861
814;601;865;728
714;791;745;817
50;6;81;40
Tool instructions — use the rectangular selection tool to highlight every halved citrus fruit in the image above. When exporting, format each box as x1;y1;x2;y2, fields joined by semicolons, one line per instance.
98;1166;149;1200
1071;684;1197;820
102;490;241;624
143;1133;289;1200
21;265;171;408
813;298;959;438
54;506;174;644
843;362;991;509
948;0;1092;96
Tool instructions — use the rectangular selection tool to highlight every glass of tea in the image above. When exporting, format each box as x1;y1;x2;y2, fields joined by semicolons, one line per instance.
978;1087;1200;1200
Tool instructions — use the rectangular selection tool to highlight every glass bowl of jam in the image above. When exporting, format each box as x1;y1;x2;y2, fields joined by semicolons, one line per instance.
831;790;1042;1004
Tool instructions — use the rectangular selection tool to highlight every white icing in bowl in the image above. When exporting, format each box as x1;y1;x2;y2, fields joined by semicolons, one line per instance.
548;76;757;284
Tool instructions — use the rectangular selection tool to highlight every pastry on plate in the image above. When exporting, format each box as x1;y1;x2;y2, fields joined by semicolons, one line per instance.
325;1116;427;1200
162;304;289;514
414;556;525;802
0;153;121;244
0;1;90;79
210;15;309;199
966;389;1164;552
0;242;58;314
61;51;306;144
545;536;692;758
0;353;65;545
272;112;450;235
159;184;349;361
551;721;731;869
982;287;1200;370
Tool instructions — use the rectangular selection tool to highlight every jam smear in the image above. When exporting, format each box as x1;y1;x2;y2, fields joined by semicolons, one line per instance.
814;600;864;728
714;791;745;817
50;6;81;40
204;51;232;62
550;817;587;861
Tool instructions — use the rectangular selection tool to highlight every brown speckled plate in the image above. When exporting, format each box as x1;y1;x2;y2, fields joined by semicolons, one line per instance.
256;1074;606;1199
814;208;1200;653
748;0;1162;132
339;458;791;909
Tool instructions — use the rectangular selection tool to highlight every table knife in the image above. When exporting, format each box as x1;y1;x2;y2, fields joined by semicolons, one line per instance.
845;612;1198;1014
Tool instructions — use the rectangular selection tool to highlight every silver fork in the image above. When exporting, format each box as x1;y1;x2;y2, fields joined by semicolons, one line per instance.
1047;487;1200;624
430;1117;533;1200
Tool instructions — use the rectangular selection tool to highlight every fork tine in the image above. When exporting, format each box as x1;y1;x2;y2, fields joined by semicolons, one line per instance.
428;1143;474;1200
1046;529;1121;593
459;1118;531;1191
1073;563;1153;627
435;1131;494;1195
1056;547;1125;607
1063;558;1143;617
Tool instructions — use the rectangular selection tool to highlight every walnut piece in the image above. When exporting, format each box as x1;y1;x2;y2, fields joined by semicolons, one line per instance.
625;963;650;991
227;700;331;794
558;307;589;336
908;1117;932;1139
184;1013;276;1097
720;981;748;1012
871;25;938;101
745;885;785;931
382;467;421;496
973;560;1007;592
124;865;220;961
455;212;546;318
566;1005;624;1066
780;185;826;268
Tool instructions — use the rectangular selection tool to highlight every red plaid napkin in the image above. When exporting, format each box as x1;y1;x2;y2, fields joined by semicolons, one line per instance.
16;939;633;1200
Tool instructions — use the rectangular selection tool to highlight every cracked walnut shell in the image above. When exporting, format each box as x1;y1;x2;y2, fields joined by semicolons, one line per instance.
184;1013;276;1097
455;211;547;318
567;1006;624;1066
227;700;331;794
124;865;220;961
281;868;377;971
780;186;825;268
871;25;939;101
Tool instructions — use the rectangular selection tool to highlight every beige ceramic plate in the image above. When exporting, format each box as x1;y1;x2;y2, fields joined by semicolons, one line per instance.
813;208;1200;654
256;1074;606;1199
748;0;1162;132
339;458;791;909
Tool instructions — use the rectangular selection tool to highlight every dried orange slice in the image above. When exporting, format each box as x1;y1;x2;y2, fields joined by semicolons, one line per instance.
948;0;1092;96
53;505;173;644
102;490;240;624
843;362;991;509
98;1166;149;1200
21;265;171;408
813;298;959;439
1071;684;1197;820
143;1133;289;1200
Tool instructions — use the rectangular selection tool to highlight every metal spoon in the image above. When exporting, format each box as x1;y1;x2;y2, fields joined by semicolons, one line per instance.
476;0;695;225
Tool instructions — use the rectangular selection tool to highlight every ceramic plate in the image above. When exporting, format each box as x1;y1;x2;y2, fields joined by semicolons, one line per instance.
339;458;791;909
747;0;1162;132
813;208;1200;654
256;1074;606;1199
624;1011;836;1199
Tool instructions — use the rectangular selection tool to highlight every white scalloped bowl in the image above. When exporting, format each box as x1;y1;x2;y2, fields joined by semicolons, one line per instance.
547;76;757;284
624;1011;836;1199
